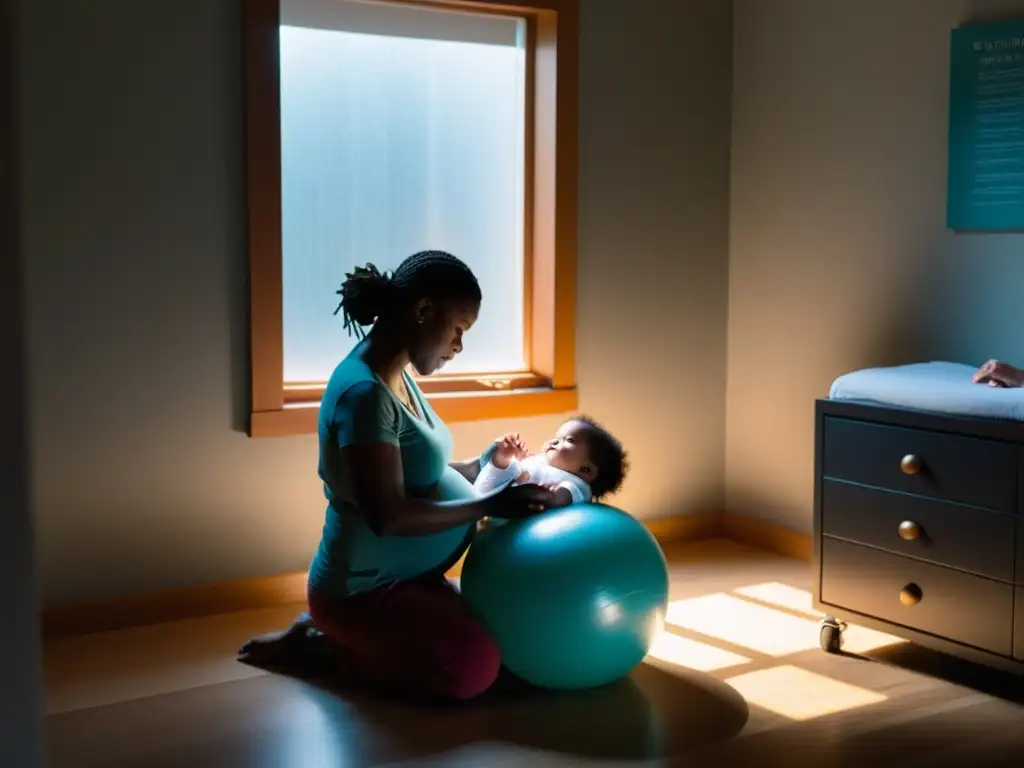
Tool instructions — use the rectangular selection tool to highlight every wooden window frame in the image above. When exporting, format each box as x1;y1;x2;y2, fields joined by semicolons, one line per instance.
243;0;579;438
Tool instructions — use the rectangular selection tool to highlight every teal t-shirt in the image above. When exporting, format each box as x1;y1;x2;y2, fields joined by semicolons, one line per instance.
307;341;475;598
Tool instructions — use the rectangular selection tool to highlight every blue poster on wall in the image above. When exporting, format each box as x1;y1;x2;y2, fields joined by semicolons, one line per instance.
948;19;1024;230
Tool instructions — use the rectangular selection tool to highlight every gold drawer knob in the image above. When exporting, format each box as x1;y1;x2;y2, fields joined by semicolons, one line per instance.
900;454;922;475
899;584;923;606
898;520;922;541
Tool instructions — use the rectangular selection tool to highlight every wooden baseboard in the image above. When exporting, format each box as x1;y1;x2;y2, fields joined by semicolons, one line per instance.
40;511;806;640
41;571;309;641
40;513;717;640
645;511;721;544
720;512;812;561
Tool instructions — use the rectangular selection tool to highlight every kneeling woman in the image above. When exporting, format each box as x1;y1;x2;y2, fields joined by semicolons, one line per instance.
239;251;555;701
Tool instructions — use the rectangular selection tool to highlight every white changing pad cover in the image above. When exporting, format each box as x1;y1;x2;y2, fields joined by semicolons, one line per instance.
829;361;1024;422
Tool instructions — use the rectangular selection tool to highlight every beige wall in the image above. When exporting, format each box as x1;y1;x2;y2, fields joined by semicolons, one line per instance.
23;0;1024;608
20;0;732;606
727;0;1024;532
3;0;44;763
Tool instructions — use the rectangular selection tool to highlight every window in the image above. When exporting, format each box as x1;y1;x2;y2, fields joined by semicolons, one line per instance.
244;0;578;437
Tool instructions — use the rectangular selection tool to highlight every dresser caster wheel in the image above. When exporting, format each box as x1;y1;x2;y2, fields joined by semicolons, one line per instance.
819;616;845;653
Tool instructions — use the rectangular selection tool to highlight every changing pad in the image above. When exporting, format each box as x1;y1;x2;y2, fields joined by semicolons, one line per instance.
829;361;1024;422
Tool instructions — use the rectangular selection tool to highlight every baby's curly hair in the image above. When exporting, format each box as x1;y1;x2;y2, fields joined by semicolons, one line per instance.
576;415;628;499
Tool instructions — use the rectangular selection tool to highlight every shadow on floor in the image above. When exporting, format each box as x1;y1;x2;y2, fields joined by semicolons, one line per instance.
301;661;749;762
864;644;1024;704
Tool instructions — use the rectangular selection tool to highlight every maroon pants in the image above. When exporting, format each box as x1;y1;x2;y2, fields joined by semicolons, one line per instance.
307;575;501;701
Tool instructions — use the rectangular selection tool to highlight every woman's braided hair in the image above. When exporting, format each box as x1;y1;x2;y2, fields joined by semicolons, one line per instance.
334;250;481;336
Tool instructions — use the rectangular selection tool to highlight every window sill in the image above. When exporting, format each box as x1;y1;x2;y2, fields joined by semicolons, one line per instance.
249;386;578;438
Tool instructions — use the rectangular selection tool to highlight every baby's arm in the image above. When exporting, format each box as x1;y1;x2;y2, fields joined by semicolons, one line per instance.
473;454;524;496
473;454;526;530
522;458;590;508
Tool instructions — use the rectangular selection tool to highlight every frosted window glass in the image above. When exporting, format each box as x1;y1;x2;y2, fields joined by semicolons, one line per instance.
279;22;527;383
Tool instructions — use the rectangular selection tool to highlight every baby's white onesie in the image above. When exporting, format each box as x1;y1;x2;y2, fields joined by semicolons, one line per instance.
474;453;591;504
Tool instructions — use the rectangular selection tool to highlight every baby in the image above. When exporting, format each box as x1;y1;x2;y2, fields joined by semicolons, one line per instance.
474;416;628;509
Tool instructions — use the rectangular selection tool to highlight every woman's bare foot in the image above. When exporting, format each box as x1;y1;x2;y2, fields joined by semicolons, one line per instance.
237;612;315;669
238;613;351;680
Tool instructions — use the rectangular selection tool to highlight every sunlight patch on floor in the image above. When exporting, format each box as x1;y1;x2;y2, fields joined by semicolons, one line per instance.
729;582;907;653
651;584;907;721
734;582;825;617
646;631;752;672
725;665;888;721
665;593;822;656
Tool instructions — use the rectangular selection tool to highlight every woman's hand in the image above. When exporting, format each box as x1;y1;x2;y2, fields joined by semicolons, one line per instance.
973;359;1024;388
484;483;556;520
537;483;576;508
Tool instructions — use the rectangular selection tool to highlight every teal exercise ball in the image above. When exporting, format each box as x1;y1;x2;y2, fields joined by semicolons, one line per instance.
460;503;670;691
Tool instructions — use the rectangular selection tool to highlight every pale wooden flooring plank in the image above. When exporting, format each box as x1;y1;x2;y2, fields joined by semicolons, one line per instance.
44;540;1024;767
43;604;306;714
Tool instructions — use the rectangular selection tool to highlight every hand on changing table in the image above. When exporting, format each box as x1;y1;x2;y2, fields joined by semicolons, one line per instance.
973;359;1024;388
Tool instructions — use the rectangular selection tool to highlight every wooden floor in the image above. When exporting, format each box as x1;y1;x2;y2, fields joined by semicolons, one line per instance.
43;539;1024;767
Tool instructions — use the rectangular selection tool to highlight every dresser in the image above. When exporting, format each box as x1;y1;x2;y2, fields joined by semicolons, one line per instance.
813;398;1024;673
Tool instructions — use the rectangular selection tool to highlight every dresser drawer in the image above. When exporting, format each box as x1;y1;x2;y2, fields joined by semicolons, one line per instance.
822;417;1018;512
821;480;1016;582
820;538;1013;656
